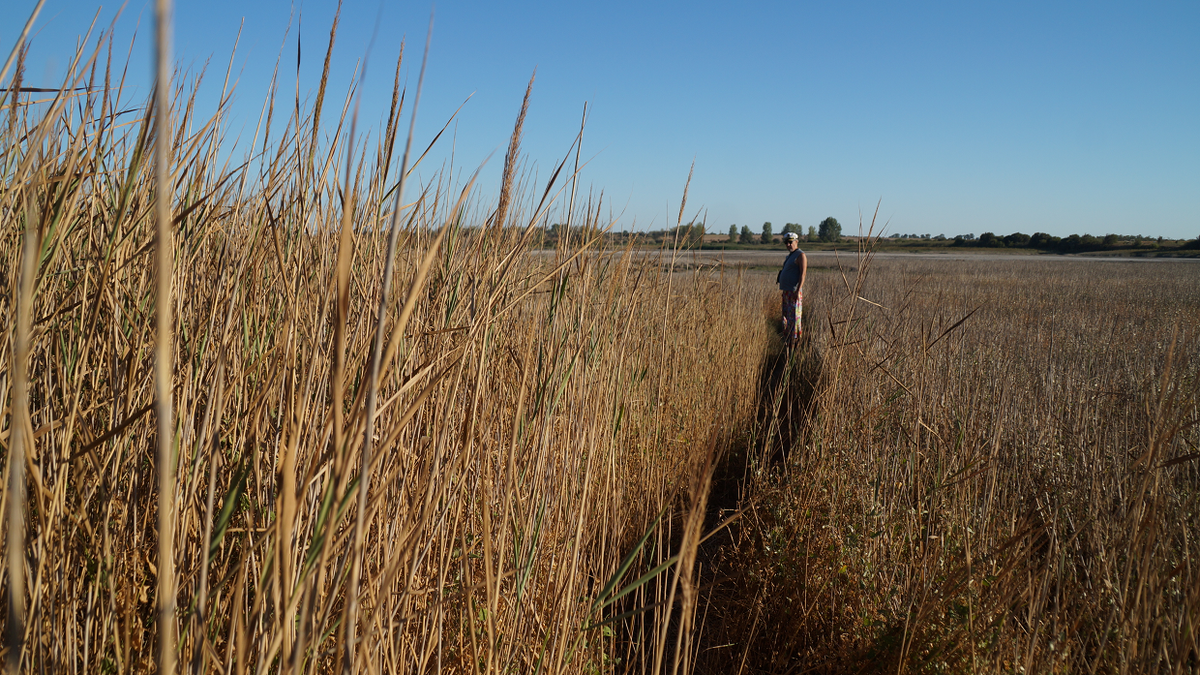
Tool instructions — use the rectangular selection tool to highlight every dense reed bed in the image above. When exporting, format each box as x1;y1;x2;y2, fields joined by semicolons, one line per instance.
0;28;773;673
700;257;1200;673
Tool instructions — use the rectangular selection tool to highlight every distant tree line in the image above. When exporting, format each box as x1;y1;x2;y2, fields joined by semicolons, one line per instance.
533;222;1199;253
951;231;1200;253
542;221;709;246
725;217;843;245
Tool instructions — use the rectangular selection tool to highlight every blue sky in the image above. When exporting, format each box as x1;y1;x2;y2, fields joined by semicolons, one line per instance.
3;0;1198;238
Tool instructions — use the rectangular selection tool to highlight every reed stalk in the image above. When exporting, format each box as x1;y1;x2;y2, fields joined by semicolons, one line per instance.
152;1;177;675
4;188;38;675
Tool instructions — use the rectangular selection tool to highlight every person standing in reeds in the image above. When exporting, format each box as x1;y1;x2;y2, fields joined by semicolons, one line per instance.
778;231;807;347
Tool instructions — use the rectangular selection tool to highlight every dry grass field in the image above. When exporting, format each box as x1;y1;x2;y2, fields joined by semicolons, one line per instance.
696;257;1200;674
3;15;1199;675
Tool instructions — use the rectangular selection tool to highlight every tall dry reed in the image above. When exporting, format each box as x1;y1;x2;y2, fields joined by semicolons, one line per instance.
0;23;771;674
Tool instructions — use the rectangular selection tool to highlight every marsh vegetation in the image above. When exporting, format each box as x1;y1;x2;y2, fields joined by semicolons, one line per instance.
2;13;1198;675
699;258;1200;674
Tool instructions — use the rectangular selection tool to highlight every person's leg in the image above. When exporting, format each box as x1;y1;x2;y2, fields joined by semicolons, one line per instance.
781;290;799;346
780;292;789;335
794;290;803;344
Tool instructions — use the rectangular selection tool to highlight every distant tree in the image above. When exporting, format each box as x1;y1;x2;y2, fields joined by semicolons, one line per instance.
818;217;842;242
979;232;1003;247
1030;232;1058;249
669;223;700;245
807;226;817;241
761;222;773;244
781;223;796;237
1103;233;1119;247
728;224;738;243
739;225;755;244
1003;232;1031;247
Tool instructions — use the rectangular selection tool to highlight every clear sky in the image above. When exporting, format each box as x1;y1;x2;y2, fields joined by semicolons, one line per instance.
3;0;1198;239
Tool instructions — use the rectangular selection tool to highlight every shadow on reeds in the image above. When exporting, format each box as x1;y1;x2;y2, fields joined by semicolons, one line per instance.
704;333;824;531
691;329;826;674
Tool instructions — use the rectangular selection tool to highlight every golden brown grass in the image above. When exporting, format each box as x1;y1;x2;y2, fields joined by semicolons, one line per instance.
698;256;1200;674
0;23;771;674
